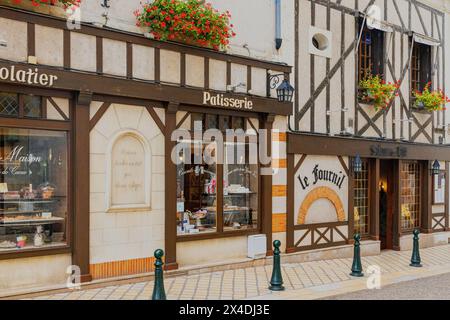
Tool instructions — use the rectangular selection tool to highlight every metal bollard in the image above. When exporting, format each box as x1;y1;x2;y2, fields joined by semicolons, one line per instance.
350;233;364;277
152;249;167;300
410;229;422;268
269;240;285;291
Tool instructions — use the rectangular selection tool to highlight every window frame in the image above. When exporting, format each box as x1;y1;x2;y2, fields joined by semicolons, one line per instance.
410;40;432;97
176;112;262;242
353;157;370;237
357;18;385;84
0;85;72;260
399;160;422;232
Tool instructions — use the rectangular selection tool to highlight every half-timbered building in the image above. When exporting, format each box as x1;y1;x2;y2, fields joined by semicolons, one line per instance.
0;0;449;296
285;0;450;259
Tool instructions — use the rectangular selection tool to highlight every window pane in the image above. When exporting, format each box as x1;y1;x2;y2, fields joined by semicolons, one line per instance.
353;159;369;236
177;140;217;235
400;161;421;231
23;95;42;118
223;141;258;231
0;92;19;117
0;128;68;252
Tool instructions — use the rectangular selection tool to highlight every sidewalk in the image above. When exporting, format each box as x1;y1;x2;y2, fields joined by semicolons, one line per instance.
20;244;450;300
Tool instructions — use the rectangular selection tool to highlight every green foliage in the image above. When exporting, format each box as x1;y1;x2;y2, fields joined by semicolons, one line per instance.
413;83;449;112
359;74;399;112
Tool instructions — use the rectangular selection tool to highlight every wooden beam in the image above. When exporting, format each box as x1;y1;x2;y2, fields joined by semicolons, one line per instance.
73;91;93;283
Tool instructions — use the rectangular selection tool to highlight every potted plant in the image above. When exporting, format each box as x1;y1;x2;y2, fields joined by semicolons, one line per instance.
358;74;399;112
412;83;449;112
134;0;236;51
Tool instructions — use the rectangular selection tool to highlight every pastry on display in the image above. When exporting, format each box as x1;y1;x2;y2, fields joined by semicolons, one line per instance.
0;191;20;200
0;240;16;248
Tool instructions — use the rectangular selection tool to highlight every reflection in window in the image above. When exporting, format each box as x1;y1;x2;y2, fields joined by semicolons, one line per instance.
0;128;68;252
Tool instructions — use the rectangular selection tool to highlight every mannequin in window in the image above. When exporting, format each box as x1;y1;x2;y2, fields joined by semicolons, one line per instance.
379;182;387;242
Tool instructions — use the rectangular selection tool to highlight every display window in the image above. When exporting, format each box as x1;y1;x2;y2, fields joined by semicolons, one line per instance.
176;113;260;238
353;158;369;236
400;161;421;231
0;128;68;253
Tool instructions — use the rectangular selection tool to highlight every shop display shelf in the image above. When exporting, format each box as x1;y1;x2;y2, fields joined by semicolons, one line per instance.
0;217;64;227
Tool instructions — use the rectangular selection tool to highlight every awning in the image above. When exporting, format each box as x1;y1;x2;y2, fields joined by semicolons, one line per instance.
413;33;441;47
366;18;394;33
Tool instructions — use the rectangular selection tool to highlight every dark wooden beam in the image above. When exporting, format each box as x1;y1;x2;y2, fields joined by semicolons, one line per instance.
73;91;93;283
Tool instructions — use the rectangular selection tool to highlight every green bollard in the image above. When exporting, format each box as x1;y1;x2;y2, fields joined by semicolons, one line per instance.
350;233;364;277
410;229;422;268
269;240;285;291
152;249;167;300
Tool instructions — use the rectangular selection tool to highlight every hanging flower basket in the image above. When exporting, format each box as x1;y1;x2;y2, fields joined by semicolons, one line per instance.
412;83;449;112
358;74;399;112
134;0;236;51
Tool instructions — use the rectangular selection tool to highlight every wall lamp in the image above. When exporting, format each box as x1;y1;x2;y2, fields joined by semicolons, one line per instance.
430;160;440;176
267;73;295;103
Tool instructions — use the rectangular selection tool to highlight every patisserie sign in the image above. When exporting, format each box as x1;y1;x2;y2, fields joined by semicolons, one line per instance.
203;92;253;110
0;146;42;175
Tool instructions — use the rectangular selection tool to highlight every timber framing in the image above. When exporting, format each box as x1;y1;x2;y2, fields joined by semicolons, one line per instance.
287;132;450;161
294;0;446;143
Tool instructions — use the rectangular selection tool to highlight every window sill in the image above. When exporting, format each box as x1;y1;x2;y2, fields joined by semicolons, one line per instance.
177;229;261;242
0;244;71;260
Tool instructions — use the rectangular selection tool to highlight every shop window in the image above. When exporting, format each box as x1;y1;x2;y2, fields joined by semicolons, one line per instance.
0;128;68;253
358;19;385;83
23;95;42;118
411;41;432;93
400;161;421;231
0;91;72;121
0;92;19;117
176;113;258;236
353;158;369;236
223;141;258;232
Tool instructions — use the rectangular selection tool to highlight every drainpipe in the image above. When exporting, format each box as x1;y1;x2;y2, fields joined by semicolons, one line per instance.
275;0;282;50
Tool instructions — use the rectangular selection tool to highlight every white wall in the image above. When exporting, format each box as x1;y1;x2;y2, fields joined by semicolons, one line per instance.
89;102;165;265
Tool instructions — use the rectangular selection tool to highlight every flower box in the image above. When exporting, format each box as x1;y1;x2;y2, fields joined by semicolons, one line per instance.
358;74;399;112
135;0;235;52
4;0;80;18
411;99;431;114
412;83;449;112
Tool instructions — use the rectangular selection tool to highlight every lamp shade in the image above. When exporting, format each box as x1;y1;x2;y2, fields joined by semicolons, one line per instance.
431;160;441;175
353;154;362;174
276;79;295;103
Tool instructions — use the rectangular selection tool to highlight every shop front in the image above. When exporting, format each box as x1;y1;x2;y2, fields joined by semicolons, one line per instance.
0;5;293;294
286;133;450;257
